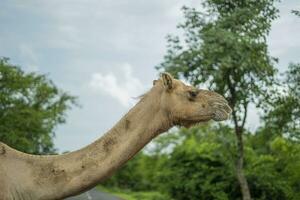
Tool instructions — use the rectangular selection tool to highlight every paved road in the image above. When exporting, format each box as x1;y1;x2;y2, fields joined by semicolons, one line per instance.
65;188;122;200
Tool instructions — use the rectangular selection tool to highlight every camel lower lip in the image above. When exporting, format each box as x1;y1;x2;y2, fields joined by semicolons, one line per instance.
213;113;230;121
180;117;212;128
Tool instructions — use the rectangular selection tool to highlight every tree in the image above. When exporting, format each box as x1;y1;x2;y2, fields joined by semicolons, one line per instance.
157;125;299;200
0;58;77;154
102;152;146;190
262;63;300;140
159;126;237;200
157;1;279;199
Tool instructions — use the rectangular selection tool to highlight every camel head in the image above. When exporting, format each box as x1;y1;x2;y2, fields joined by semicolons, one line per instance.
154;73;232;128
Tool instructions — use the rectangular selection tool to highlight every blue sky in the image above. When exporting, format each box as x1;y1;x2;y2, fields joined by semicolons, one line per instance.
0;0;299;152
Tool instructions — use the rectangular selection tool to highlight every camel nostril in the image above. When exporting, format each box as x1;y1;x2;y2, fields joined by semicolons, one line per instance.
212;101;232;113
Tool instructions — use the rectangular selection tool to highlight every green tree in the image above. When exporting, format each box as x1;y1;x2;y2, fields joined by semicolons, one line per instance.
103;150;170;192
267;137;300;198
157;1;279;199
103;152;145;190
263;63;300;140
158;125;299;200
159;126;237;200
0;58;76;154
249;133;300;199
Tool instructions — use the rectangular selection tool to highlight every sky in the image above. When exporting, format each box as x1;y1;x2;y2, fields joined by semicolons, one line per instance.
0;0;299;152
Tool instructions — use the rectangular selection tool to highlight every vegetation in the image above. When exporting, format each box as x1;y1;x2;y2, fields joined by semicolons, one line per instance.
158;0;278;200
0;58;76;154
98;186;170;200
262;63;300;140
100;1;299;200
156;0;279;199
102;122;300;199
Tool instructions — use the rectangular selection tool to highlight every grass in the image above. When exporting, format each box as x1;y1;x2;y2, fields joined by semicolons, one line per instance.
97;185;170;200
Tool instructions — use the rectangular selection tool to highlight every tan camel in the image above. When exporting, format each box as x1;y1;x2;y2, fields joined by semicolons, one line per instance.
0;73;231;200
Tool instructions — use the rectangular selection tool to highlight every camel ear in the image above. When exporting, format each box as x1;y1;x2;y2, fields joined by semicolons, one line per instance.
161;72;174;90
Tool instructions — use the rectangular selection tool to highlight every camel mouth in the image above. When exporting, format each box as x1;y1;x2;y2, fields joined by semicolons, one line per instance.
179;117;212;128
178;102;232;128
212;104;232;121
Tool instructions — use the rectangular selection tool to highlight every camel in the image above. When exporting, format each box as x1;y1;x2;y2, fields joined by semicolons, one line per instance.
0;73;231;200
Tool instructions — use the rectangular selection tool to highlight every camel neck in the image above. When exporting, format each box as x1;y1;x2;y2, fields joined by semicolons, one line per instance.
42;87;171;199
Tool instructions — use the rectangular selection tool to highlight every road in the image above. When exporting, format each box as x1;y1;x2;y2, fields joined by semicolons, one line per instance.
65;188;122;200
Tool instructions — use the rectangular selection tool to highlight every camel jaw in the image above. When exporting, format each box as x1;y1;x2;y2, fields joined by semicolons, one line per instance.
179;118;212;128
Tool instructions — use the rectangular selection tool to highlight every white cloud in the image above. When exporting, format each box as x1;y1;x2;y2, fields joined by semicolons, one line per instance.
89;63;145;107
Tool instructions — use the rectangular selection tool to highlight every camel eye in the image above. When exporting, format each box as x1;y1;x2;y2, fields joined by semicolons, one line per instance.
188;90;198;100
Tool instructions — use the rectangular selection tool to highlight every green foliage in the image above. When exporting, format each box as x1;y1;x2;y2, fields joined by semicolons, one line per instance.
0;58;77;154
263;63;300;140
157;1;279;198
157;126;300;200
98;186;171;200
158;126;237;200
247;134;300;200
102;151;168;191
130;191;169;200
102;124;300;200
103;153;145;190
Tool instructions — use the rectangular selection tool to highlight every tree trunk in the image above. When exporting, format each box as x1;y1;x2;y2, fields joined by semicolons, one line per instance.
235;127;251;200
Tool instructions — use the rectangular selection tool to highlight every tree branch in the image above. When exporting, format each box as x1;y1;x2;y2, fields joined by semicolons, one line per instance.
241;101;248;129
